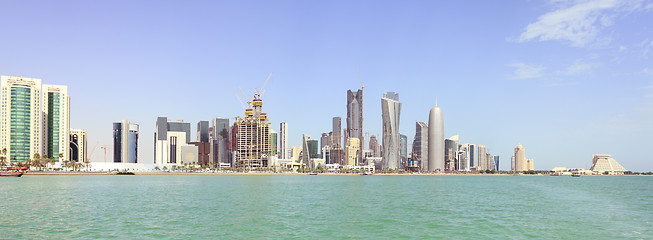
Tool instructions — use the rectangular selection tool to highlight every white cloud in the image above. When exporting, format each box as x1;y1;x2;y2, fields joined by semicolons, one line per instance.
509;63;546;79
517;0;644;47
557;60;597;75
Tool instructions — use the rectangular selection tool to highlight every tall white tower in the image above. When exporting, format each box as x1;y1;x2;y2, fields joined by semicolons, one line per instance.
428;102;444;171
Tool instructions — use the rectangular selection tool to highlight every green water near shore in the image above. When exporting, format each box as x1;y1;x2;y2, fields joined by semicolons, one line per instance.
1;175;651;239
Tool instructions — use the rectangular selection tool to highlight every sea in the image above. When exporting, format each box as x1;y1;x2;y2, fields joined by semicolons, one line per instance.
1;175;651;239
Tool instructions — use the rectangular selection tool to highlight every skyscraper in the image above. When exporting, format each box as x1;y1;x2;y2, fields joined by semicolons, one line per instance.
369;135;380;157
381;92;401;170
493;155;500;171
155;117;191;164
320;132;329;158
113;120;139;163
477;145;487;170
428;103;444;172
280;122;288;159
235;97;271;168
331;117;342;164
210;117;230;165
42;84;70;163
1;76;42;163
400;134;407;169
445;135;459;171
69;129;87;163
413;121;428;170
514;144;525;172
197;121;209;143
347;89;363;165
270;129;278;157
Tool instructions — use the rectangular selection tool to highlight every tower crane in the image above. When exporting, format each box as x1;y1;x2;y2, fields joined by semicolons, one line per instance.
87;141;99;163
100;145;112;163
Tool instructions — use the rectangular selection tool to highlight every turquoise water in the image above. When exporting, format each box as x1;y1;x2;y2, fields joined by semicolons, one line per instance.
1;175;652;239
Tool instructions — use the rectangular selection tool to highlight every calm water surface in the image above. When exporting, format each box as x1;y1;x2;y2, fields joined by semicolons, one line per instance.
1;175;651;239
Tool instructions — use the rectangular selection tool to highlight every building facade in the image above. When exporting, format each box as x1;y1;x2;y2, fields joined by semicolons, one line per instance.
197;121;209;142
113;120;139;163
42;84;70;162
235;97;271;168
514;144;526;172
428;103;444;172
69;129;87;163
381;92;401;170
280;122;288;159
345;137;360;166
413;122;428;170
1;76;42;163
346;90;363;165
155;117;191;164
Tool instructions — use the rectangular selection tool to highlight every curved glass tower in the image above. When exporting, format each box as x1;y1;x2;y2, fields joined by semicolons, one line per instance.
381;92;401;170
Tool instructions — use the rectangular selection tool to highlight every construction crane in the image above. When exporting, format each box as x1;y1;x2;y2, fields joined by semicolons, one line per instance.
256;72;273;98
100;145;112;163
87;141;99;163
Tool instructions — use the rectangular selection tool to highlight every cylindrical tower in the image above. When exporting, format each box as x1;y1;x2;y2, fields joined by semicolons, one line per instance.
428;105;444;171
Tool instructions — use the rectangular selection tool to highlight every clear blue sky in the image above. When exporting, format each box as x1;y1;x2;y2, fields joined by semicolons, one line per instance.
1;0;652;171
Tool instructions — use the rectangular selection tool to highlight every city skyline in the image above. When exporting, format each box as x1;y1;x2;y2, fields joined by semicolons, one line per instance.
1;1;652;171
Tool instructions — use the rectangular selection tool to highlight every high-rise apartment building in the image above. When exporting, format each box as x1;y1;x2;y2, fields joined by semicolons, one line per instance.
113;120;139;163
280;122;288;159
155;117;191;164
42;84;70;162
1;76;42;163
381;92;401;170
428;103;444;172
69;129;87;163
346;90;363;165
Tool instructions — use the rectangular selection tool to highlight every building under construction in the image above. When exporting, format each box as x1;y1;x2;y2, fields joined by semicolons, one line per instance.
235;96;271;168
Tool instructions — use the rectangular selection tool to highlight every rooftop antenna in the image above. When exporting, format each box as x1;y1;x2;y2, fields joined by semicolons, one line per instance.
435;96;438;106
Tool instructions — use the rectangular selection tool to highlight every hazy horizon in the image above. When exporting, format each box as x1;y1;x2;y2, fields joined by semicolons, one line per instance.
1;0;652;171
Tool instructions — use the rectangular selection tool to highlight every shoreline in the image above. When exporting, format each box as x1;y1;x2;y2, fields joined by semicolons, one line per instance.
22;172;651;176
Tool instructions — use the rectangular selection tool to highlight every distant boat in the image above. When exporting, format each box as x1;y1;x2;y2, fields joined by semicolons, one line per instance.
309;173;318;175
1;166;28;177
571;173;581;177
113;171;135;175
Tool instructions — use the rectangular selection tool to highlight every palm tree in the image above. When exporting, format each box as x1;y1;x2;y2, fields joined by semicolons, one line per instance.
0;148;7;168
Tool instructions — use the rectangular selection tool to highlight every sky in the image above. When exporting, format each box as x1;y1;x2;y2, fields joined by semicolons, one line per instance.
1;0;652;171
